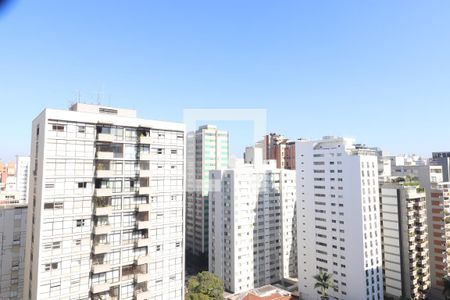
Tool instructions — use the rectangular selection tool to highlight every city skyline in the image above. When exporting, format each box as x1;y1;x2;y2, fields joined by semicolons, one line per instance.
1;1;450;160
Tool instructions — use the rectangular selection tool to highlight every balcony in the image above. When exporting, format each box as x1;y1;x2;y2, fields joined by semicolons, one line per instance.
93;243;111;254
97;151;114;160
136;237;151;247
137;221;150;230
134;290;150;300
137;203;151;212
96;170;113;178
139;187;151;195
135;272;150;284
139;136;151;144
94;224;112;235
139;153;151;161
95;188;113;197
92;262;111;274
95;206;112;216
137;255;151;265
97;133;115;142
139;169;151;177
91;282;111;294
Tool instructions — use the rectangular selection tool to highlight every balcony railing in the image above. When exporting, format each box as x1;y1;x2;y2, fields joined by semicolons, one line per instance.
96;151;115;160
91;282;111;294
94;224;112;235
95;206;112;216
95;169;114;178
92;261;111;274
136;255;151;265
135;237;151;247
139;153;151;161
93;243;111;254
137;221;150;230
139;136;151;144
134;289;150;300
95;188;113;197
137;203;151;212
139;187;151;195
97;133;115;142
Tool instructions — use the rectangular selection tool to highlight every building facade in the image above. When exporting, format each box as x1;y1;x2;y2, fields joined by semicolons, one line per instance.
186;125;229;258
260;133;296;170
16;155;30;204
432;152;450;182
24;103;185;300
380;181;430;299
209;149;297;294
428;182;450;297
0;161;15;190
0;204;27;300
296;137;383;300
386;163;450;297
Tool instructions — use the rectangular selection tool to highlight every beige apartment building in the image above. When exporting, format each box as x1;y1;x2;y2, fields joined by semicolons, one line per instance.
380;181;430;299
24;103;185;300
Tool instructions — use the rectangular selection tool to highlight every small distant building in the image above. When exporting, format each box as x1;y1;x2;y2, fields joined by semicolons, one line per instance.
225;285;293;300
260;133;296;170
432;152;450;182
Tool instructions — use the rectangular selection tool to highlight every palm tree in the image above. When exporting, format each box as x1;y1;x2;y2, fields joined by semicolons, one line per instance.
313;270;334;300
443;276;450;300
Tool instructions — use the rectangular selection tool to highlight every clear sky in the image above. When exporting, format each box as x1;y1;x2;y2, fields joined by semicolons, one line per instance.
1;1;449;161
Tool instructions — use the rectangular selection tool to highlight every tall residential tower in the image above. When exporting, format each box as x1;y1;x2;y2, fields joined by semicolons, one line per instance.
24;103;186;300
209;148;297;293
186;125;229;261
296;137;383;300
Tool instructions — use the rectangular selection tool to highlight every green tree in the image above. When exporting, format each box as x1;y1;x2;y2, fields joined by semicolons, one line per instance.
313;271;334;300
443;276;450;300
187;271;224;300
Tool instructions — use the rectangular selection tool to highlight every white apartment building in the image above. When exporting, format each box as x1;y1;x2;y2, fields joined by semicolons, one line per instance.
0;204;27;300
24;103;185;300
186;125;229;258
297;137;383;300
387;154;427;167
209;148;297;294
16;155;31;204
380;181;430;299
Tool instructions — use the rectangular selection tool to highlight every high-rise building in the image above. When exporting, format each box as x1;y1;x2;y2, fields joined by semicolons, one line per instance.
428;182;450;296
432;152;450;182
386;163;449;297
24;103;185;300
260;133;296;170
380;181;430;299
185;125;229;259
16;155;30;204
209;148;297;294
0;204;27;300
296;137;383;300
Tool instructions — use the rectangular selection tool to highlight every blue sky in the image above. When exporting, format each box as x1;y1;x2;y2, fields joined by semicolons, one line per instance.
1;1;449;161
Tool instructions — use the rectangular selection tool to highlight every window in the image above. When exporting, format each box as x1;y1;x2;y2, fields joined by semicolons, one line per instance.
44;262;59;271
78;182;87;188
52;124;65;132
78;126;86;133
44;203;54;209
76;219;85;227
